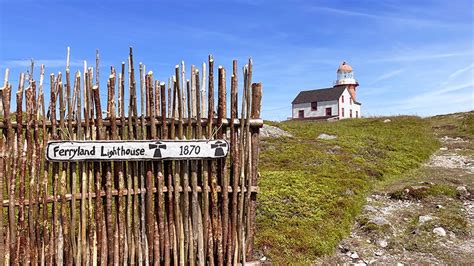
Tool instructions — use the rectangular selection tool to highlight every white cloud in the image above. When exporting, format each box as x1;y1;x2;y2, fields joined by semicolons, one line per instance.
308;6;458;28
368;69;404;85
384;81;474;113
429;81;474;96
448;63;474;79
368;51;473;63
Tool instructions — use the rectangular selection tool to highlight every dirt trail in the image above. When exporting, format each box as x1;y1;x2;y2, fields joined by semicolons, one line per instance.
317;113;474;265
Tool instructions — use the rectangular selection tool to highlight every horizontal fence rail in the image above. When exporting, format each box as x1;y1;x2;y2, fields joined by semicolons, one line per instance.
0;48;262;265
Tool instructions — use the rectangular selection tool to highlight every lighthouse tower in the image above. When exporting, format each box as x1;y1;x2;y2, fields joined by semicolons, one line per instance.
335;61;358;101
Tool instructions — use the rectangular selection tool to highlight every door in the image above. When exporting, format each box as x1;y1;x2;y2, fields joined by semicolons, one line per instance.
325;107;332;116
298;110;304;118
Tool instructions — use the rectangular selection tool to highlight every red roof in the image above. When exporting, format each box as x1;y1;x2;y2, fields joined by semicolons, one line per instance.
337;61;353;72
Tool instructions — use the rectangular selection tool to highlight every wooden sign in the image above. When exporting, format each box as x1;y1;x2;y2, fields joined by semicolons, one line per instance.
46;139;229;162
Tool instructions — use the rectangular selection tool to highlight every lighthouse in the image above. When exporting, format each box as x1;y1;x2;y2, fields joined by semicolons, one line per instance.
335;61;358;101
291;61;362;120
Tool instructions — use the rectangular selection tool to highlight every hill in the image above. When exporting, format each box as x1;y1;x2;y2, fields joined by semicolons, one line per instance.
255;115;443;264
318;111;474;264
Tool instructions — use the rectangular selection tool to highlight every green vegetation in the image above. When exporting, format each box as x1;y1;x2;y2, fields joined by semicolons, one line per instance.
461;112;474;135
389;184;459;201
256;116;439;264
394;199;470;255
430;111;474;138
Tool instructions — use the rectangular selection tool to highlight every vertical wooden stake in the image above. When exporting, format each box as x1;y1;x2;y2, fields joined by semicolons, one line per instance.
218;66;228;264
205;55;215;266
194;69;205;266
228;60;239;265
247;83;262;258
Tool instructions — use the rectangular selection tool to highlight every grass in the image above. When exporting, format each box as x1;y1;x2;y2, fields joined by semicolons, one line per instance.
430;111;474;138
255;116;439;264
388;184;459;201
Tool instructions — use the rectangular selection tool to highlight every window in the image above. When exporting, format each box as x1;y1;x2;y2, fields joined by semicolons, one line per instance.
311;101;318;111
341;108;344;117
326;108;332;116
341;95;344;103
356;111;359;118
298;110;304;118
350;109;353;118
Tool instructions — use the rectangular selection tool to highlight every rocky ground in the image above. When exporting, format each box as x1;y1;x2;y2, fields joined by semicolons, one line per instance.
316;113;474;265
260;124;293;138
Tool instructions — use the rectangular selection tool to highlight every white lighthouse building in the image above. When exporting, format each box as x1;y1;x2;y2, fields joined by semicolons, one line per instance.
291;61;361;120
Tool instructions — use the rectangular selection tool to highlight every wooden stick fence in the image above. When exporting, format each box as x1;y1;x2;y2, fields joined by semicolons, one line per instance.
0;48;262;265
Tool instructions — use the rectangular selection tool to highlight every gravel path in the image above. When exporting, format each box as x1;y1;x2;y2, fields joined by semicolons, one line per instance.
316;125;474;265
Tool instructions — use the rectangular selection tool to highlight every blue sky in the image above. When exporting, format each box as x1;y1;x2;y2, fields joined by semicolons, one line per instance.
1;0;473;120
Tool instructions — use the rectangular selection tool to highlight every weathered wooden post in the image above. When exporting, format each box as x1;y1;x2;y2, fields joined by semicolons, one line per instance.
247;82;262;258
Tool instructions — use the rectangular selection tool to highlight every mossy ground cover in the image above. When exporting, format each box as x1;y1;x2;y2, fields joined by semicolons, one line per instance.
256;116;439;264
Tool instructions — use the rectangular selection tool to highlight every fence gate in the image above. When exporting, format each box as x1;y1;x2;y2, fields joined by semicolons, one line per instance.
0;48;263;265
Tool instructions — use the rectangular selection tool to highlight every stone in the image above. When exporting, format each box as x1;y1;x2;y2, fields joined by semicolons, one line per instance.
436;205;444;209
260;124;293;138
260;256;267;262
383;119;391;123
448;232;456;239
350;251;359;259
433;227;446;237
429;155;472;170
418;215;433;224
344;189;354;196
375;250;384;256
456;186;469;197
440;147;448;151
368;216;390;226
339;245;349;253
441;136;466;142
372;194;383;200
364;205;377;212
318;133;337;140
377;239;388;248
